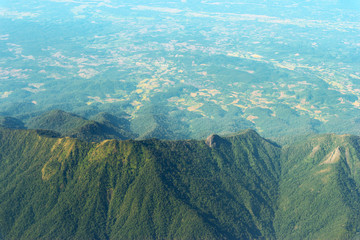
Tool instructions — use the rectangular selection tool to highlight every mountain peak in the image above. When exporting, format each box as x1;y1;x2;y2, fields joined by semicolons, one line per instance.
205;134;223;148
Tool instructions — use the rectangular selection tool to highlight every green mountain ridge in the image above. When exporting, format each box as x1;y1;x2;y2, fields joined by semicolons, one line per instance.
0;116;25;129
26;110;90;134
0;128;360;239
24;110;136;142
276;133;360;239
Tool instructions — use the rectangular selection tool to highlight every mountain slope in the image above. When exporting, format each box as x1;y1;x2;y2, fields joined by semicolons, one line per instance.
89;112;137;140
26;110;135;142
275;134;360;239
26;109;90;134
0;116;25;129
2;128;360;239
0;129;280;240
131;112;189;140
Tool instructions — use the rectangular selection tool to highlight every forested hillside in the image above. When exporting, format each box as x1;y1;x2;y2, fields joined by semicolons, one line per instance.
0;128;360;239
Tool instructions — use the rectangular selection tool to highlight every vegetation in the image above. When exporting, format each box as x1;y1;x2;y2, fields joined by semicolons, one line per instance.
26;110;91;135
0;117;25;129
25;110;136;142
1;128;360;239
275;134;360;239
0;1;359;238
0;128;281;239
1;0;360;140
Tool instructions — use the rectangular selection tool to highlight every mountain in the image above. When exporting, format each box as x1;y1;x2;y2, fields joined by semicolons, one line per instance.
25;110;135;142
26;109;90;135
0;128;280;239
0;116;25;129
275;133;360;239
1;128;360;239
89;112;137;140
131;111;189;140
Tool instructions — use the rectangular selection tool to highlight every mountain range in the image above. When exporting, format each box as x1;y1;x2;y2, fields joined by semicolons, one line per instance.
0;127;360;239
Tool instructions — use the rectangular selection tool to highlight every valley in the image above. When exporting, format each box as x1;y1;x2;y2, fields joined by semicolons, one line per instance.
1;0;360;139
